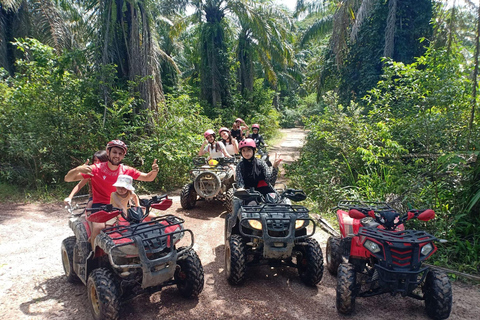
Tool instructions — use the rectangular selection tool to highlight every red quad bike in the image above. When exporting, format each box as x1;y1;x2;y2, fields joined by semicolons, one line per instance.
61;195;204;320
326;200;452;320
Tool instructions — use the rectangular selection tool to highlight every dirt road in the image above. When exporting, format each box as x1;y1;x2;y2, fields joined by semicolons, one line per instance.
1;128;479;320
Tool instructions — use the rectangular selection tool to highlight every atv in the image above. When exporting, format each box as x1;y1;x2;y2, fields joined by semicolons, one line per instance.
224;186;324;286
61;195;204;320
180;157;235;212
327;200;452;319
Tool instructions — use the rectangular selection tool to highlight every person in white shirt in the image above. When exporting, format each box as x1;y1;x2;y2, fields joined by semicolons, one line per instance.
219;127;239;156
199;129;231;159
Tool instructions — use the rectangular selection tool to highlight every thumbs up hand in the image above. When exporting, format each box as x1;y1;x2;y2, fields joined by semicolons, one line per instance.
77;159;93;176
152;159;159;172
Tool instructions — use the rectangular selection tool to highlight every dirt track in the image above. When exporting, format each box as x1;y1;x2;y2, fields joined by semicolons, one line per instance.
1;128;479;320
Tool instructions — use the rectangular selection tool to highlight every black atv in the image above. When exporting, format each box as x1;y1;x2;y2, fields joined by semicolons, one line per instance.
180;157;235;212
61;195;204;320
224;187;324;286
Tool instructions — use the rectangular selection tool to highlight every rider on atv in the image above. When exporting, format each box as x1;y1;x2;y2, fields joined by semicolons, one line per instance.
235;138;281;195
64;139;159;247
199;129;232;159
248;124;267;148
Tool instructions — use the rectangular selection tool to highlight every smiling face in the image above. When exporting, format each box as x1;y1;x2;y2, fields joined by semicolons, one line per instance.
116;186;128;195
220;131;229;140
107;147;126;166
206;134;215;143
253;128;259;134
241;147;254;160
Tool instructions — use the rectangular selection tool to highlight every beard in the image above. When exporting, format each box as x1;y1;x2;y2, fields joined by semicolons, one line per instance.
108;156;122;166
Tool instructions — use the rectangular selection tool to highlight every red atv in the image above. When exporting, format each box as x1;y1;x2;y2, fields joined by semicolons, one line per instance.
61;195;204;320
326;201;452;319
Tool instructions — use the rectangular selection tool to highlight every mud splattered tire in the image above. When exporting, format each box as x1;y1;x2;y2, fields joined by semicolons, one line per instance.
175;247;205;298
326;236;342;276
225;234;246;285
180;183;197;209
225;188;234;213
423;269;452;320
336;263;357;315
297;238;324;286
61;236;79;283
87;268;120;320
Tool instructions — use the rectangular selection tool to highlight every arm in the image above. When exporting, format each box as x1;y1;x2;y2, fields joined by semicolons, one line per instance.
265;153;282;185
65;179;89;204
233;139;239;154
137;159;159;182
198;141;208;156
64;160;93;182
235;162;245;188
131;193;140;207
219;142;232;158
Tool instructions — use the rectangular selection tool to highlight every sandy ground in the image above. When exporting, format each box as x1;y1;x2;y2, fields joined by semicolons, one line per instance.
1;128;479;320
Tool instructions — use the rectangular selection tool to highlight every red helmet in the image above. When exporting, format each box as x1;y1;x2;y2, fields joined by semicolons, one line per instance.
106;140;127;154
251;123;260;130
219;127;230;134
235;118;243;123
239;138;256;150
204;129;215;138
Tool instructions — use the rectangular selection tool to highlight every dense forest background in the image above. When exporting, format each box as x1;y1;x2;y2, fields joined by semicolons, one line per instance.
1;0;479;273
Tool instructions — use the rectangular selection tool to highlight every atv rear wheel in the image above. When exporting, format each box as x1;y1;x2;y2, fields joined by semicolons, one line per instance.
225;188;234;213
87;268;120;320
336;263;357;315
296;238;324;286
423;269;452;320
225;234;246;285
61;236;79;283
326;236;342;276
175;247;205;298
180;183;197;209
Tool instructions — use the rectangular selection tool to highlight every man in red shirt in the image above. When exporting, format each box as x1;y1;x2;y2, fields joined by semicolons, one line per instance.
64;140;159;247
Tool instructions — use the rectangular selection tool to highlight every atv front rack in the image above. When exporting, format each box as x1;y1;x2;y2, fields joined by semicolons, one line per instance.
239;204;316;240
336;200;393;212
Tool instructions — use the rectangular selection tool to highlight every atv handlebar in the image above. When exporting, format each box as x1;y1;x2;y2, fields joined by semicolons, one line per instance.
348;207;435;230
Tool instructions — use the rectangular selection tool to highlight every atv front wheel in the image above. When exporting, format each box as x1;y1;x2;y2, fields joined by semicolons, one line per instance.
423;269;452;320
225;234;246;285
225;188;234;213
87;268;120;320
296;238;324;286
336;263;357;315
326;236;342;276
61;236;79;283
175;247;205;298
180;183;197;209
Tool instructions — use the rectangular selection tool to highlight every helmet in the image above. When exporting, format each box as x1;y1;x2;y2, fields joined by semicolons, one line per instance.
204;129;215;139
251;123;260;130
239;138;256;150
106;140;127;154
235;118;243;123
219;127;230;134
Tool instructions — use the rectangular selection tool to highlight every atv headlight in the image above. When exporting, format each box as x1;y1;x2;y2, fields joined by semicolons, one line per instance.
364;240;381;253
421;243;433;256
295;220;307;229
248;219;263;230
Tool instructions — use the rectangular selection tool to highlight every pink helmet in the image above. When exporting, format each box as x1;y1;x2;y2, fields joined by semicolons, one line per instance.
219;127;230;134
106;140;127;154
204;129;215;138
251;123;260;130
235;118;243;123
239;138;256;150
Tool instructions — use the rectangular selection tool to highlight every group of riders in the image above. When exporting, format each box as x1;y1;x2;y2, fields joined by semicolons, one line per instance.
64;118;281;246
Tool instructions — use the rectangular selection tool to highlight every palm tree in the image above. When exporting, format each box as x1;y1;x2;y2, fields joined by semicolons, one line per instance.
0;0;71;75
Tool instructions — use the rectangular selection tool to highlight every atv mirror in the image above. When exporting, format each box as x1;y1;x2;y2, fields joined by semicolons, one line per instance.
417;209;435;221
87;210;120;223
151;198;173;211
283;189;307;202
349;209;367;219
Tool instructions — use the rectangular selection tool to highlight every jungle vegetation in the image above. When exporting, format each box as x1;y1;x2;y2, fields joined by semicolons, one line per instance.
0;0;479;273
